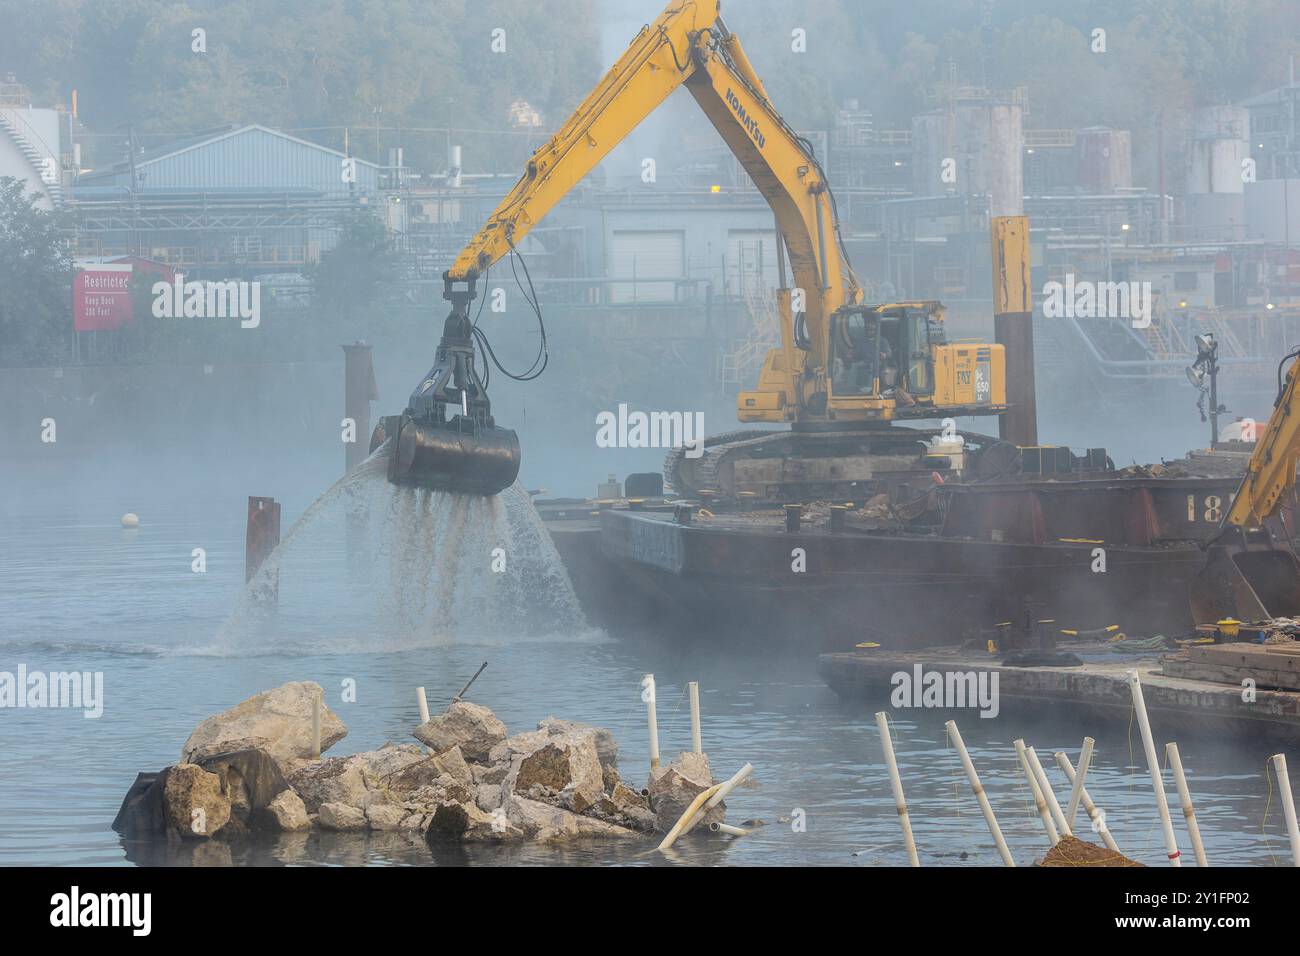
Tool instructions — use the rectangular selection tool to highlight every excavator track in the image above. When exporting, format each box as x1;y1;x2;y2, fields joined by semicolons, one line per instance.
663;425;1004;502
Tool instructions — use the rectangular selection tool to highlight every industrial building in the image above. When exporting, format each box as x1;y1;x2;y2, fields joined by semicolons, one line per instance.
0;64;1293;406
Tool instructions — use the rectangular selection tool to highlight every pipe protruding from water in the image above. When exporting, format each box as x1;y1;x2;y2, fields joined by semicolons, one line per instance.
1055;750;1121;854
311;687;322;760
877;711;920;867
1167;742;1208;867
1015;738;1059;846
709;822;750;836
947;720;1014;866
688;681;702;754
1065;737;1095;833
1272;753;1300;866
643;674;660;770
1127;669;1182;866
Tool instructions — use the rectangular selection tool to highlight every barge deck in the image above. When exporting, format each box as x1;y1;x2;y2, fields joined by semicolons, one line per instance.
818;643;1300;740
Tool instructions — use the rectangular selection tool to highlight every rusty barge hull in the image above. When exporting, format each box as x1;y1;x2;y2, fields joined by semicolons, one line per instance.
596;510;1203;648
542;474;1261;647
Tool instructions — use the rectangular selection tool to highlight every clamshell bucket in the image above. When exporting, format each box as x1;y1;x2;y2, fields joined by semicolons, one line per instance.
386;414;520;495
374;306;521;497
1190;527;1300;625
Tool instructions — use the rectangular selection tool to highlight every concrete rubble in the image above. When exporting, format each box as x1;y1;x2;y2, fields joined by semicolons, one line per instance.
113;681;730;848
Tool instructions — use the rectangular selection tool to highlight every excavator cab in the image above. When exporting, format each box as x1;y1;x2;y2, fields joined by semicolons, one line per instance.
830;304;937;402
831;311;883;395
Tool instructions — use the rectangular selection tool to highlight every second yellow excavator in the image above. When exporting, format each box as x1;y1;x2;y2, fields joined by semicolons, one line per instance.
378;0;1009;499
1191;346;1300;624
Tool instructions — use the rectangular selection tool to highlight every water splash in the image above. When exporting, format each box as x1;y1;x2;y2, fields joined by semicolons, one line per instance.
214;446;596;654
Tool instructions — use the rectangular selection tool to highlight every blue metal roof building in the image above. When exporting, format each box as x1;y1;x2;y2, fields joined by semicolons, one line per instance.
76;124;379;196
69;125;384;274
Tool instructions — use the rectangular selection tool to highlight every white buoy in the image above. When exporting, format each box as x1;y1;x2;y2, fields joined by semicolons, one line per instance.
416;686;430;726
1055;750;1122;854
120;513;139;528
644;674;660;771
1272;753;1300;866
1026;746;1071;838
1127;669;1182;866
1015;738;1060;845
946;720;1015;866
1065;737;1095;832
688;681;702;755
1166;742;1208;867
876;711;920;867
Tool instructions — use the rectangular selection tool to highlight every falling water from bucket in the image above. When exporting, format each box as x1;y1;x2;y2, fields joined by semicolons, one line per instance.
216;445;592;653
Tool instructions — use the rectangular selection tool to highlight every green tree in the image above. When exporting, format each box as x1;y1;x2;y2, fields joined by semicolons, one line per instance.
0;177;73;367
309;207;403;337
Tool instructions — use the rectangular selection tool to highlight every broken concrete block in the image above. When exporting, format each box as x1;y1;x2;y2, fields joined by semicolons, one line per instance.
413;701;507;762
318;802;367;831
163;764;232;839
181;681;346;770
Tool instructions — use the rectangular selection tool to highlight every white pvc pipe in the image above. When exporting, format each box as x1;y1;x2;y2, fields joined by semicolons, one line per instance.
876;711;920;867
709;822;750;837
416;686;430;725
1127;669;1182;866
1055;751;1122;854
657;782;722;851
311;689;322;760
1026;746;1071;838
1167;742;1209;867
1272;753;1300;866
681;762;754;837
659;762;754;849
644;674;660;770
688;681;702;755
1015;738;1059;845
946;720;1015;866
1065;737;1095;832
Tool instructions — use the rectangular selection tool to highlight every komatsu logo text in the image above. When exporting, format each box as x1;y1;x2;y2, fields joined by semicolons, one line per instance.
725;88;766;149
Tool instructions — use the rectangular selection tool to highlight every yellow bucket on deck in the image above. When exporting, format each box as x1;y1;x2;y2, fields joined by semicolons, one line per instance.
1216;618;1242;640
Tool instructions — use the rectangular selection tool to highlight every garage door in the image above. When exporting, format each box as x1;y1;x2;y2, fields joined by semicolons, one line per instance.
726;229;779;295
609;230;684;303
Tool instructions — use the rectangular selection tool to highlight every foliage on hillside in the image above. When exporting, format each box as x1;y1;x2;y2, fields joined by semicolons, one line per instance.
0;178;73;367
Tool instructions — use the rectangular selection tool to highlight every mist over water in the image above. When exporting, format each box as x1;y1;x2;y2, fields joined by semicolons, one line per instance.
216;447;595;657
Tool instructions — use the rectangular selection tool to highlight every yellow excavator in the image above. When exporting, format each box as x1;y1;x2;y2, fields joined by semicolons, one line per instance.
1191;346;1300;624
377;0;1008;498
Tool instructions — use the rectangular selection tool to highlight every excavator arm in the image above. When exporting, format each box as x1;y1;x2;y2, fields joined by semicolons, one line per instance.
1224;350;1300;528
443;0;858;406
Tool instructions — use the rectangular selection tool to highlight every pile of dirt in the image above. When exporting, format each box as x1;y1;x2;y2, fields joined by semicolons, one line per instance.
1038;835;1143;867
